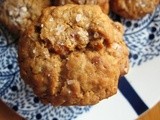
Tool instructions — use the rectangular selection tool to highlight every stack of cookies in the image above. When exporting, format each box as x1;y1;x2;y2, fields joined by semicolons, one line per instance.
0;0;158;106
1;0;159;37
0;0;159;36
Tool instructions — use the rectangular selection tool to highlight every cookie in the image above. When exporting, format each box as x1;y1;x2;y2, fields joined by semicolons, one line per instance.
110;0;159;19
0;0;51;37
53;0;109;14
18;5;129;106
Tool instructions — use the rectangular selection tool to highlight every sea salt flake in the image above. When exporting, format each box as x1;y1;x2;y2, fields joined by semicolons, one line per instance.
9;11;14;16
41;24;44;28
93;32;99;38
8;8;19;16
63;13;68;18
77;29;88;37
67;80;74;85
57;41;64;46
112;43;121;50
76;14;82;22
49;17;54;22
139;1;146;8
32;49;36;53
68;90;71;94
55;24;65;35
16;17;23;23
136;1;146;8
21;6;27;12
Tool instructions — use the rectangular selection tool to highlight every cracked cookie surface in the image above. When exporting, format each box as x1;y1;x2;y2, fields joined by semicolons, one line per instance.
18;5;129;106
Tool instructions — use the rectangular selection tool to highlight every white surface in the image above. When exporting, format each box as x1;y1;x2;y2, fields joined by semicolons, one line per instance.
76;91;137;120
126;57;160;108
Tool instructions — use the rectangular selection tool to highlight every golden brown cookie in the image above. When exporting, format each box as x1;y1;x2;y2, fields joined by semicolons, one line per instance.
0;0;51;37
53;0;109;14
18;5;129;106
110;0;159;19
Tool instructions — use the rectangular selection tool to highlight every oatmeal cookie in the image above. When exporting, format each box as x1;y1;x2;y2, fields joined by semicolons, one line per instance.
110;0;159;19
0;0;51;37
18;5;129;106
53;0;109;14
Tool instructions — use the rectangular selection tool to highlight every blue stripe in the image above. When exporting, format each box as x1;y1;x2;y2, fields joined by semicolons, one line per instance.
118;77;149;115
